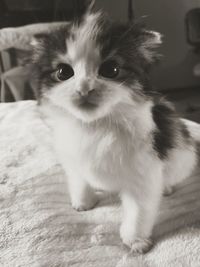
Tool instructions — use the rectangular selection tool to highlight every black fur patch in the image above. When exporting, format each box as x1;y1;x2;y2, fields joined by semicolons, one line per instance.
96;21;156;88
29;24;71;96
152;101;177;159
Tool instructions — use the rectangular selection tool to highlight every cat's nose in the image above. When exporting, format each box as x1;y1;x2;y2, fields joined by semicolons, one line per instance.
76;80;96;97
77;88;95;97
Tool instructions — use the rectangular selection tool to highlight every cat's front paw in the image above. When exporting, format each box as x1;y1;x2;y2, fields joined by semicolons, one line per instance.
72;195;98;211
128;238;153;254
163;185;175;196
120;225;153;254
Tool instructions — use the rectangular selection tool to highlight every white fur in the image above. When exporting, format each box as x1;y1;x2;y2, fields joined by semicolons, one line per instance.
66;13;101;64
163;145;197;189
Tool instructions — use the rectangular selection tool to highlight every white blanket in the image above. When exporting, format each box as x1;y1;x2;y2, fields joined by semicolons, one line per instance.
0;101;200;267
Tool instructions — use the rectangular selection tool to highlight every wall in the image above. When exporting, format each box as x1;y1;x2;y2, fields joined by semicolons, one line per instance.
96;0;129;21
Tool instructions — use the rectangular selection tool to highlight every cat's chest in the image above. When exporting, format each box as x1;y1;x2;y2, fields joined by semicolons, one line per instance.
54;117;155;191
55;118;135;168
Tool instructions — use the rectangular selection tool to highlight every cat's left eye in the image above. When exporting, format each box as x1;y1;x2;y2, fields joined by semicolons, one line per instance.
54;63;74;81
98;60;120;79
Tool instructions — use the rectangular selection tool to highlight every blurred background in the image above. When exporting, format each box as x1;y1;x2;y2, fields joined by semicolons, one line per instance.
0;0;200;122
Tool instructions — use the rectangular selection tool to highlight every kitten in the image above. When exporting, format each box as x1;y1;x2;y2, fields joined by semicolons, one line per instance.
29;5;197;253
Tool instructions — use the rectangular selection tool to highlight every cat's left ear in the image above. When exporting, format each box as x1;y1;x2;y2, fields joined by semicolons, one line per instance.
142;30;162;49
139;30;162;63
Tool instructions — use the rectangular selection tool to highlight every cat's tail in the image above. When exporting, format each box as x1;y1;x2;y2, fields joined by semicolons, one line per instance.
181;118;200;143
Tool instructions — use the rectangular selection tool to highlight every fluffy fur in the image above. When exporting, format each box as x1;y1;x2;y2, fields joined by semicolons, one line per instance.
29;6;198;254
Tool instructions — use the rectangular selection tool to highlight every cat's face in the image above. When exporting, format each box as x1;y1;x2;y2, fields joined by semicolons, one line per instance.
31;12;161;122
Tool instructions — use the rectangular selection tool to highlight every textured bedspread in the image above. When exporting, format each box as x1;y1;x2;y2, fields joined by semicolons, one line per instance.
0;101;200;267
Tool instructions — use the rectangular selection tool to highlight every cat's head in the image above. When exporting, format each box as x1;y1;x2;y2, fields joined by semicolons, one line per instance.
30;4;162;123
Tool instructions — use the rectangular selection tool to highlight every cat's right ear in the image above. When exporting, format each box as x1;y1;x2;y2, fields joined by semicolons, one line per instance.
31;33;49;49
30;33;49;61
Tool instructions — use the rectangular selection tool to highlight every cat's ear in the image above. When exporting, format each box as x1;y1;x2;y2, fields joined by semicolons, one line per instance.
126;22;162;63
138;30;162;63
142;31;162;49
31;33;49;48
30;33;50;61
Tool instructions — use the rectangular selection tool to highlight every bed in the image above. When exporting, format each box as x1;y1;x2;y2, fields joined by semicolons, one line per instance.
0;100;200;267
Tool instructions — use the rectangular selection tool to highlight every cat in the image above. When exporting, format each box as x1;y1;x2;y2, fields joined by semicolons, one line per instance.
29;2;197;254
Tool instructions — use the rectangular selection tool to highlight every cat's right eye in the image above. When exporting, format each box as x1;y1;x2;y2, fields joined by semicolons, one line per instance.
53;63;74;81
